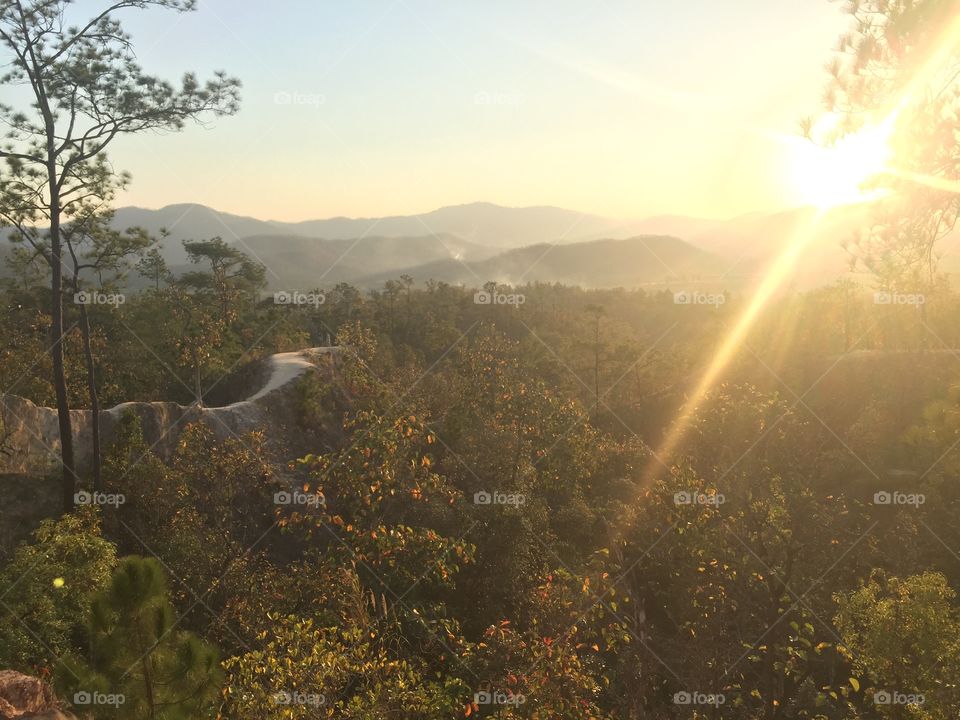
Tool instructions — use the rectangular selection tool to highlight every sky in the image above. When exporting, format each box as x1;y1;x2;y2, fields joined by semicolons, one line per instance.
107;0;849;222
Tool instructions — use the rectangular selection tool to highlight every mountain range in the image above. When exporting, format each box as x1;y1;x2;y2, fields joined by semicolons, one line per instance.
3;201;923;291
108;202;746;290
110;202;632;263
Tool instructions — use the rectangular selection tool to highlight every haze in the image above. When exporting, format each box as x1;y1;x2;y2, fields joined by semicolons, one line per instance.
110;0;847;222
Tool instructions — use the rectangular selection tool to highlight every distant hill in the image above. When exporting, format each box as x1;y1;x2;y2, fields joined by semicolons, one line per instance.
631;206;828;258
10;199;953;291
110;201;637;265
231;233;500;289
626;204;888;289
167;233;726;292
108;201;684;289
353;235;732;290
112;204;291;265
286;201;628;248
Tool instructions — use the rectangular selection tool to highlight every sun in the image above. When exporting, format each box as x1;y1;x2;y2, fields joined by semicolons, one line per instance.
787;117;896;209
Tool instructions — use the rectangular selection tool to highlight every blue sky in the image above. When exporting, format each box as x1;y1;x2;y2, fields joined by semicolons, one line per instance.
108;0;848;221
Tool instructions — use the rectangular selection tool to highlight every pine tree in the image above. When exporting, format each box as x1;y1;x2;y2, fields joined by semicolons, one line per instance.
57;556;222;720
0;1;240;510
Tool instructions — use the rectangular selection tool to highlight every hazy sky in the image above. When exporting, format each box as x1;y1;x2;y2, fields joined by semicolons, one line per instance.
109;0;848;222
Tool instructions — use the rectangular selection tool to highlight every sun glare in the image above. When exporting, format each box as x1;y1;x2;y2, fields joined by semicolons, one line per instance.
788;117;896;209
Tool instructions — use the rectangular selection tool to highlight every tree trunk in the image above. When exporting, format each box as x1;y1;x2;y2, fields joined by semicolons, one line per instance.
48;179;77;511
194;357;203;406
138;632;157;719
78;302;102;491
36;52;77;510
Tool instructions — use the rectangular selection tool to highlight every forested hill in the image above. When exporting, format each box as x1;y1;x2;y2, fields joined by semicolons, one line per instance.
352;235;729;288
99;201;903;291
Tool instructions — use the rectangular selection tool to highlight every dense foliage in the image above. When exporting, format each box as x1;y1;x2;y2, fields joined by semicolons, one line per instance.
3;269;960;719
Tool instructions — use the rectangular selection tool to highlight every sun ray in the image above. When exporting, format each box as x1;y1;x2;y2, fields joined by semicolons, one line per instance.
627;6;960;522
887;168;960;195
640;210;829;486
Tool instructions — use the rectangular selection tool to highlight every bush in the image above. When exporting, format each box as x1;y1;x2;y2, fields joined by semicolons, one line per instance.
0;507;116;672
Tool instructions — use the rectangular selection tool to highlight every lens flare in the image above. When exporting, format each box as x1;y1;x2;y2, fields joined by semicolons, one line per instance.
633;7;960;517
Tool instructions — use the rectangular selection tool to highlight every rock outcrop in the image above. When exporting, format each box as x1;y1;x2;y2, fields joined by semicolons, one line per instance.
0;348;341;478
0;671;74;719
